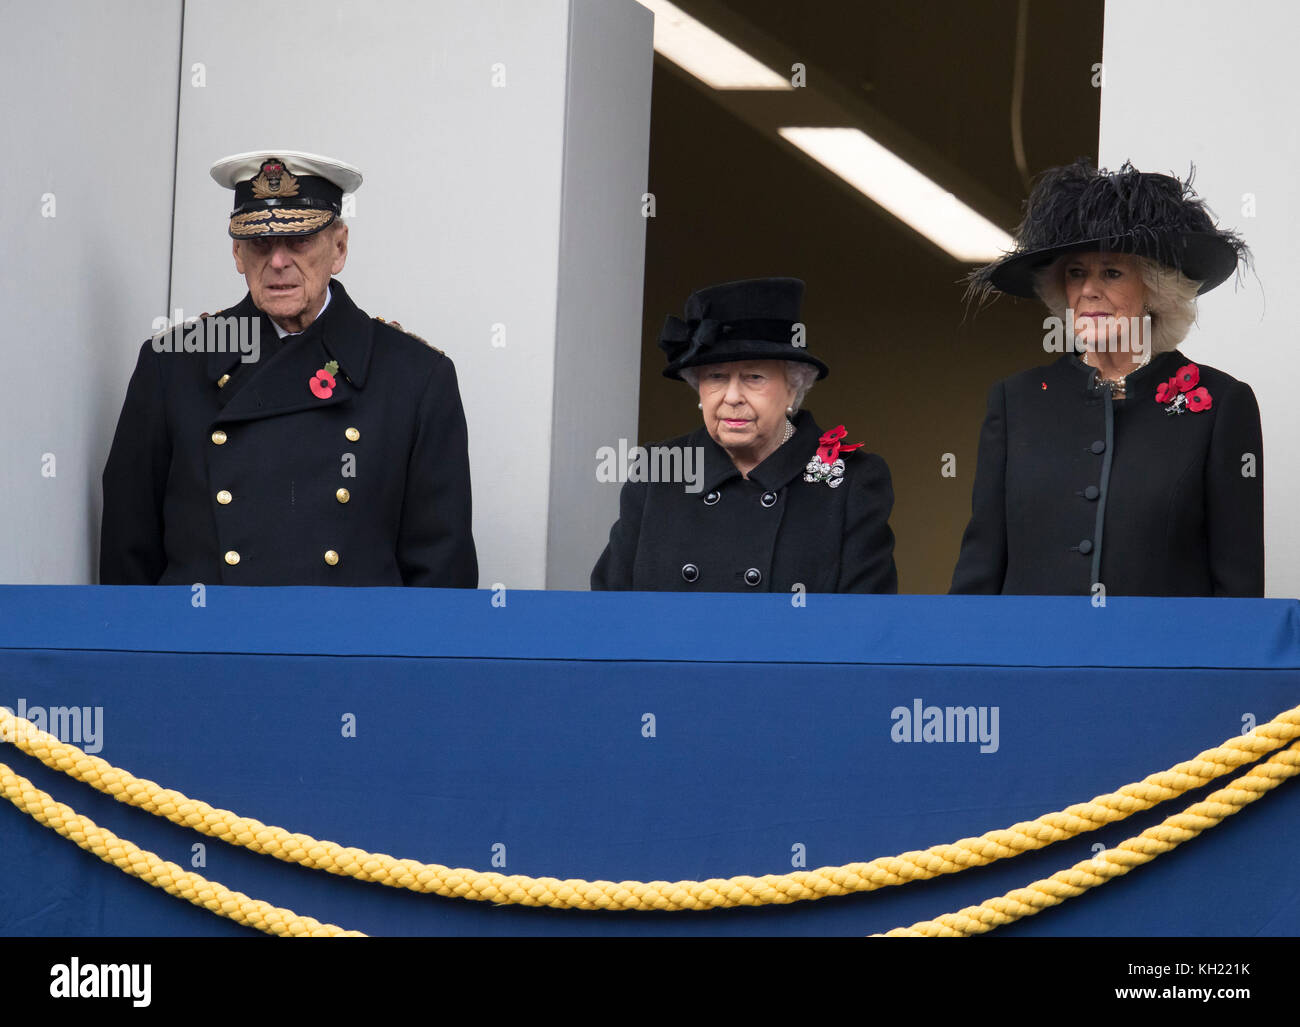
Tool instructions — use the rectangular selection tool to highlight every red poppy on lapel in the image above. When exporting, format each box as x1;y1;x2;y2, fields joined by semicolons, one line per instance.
310;360;340;399
1175;363;1200;393
1186;386;1213;412
816;425;864;465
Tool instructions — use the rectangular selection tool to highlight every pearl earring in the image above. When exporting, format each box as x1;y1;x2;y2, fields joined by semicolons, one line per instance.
786;406;795;415
698;402;703;410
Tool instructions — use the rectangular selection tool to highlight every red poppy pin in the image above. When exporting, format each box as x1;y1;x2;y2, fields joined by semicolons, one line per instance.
803;425;864;488
310;360;339;399
1156;362;1212;415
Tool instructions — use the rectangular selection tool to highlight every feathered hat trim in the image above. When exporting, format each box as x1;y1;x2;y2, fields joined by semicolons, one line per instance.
967;158;1249;303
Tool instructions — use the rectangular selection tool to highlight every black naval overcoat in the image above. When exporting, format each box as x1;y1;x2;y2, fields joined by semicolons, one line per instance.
100;279;478;587
950;349;1263;596
590;411;898;593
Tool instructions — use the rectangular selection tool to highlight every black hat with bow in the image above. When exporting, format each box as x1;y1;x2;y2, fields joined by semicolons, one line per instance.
968;158;1249;302
658;277;828;380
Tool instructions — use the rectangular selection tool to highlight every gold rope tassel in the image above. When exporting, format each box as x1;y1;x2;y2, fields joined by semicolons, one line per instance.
880;739;1300;936
2;703;1298;914
0;759;363;937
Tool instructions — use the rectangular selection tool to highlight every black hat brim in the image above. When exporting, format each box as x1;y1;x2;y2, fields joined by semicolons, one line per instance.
663;341;828;381
987;230;1241;299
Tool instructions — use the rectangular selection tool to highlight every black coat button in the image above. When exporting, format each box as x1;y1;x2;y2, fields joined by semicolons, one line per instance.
1090;440;1106;454
744;567;761;586
681;563;699;582
760;491;777;508
703;490;720;505
1084;485;1100;500
1078;539;1094;555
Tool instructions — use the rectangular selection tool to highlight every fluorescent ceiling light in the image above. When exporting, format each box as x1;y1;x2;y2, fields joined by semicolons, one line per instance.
779;127;1014;261
639;0;791;90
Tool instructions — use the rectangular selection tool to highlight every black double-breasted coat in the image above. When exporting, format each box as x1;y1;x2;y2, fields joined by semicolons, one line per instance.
100;279;478;587
590;411;898;593
950;349;1263;596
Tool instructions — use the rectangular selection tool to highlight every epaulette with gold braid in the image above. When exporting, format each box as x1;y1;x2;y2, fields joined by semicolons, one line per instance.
374;316;444;355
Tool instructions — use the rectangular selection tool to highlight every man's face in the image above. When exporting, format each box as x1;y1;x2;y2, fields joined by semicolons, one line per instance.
232;222;348;332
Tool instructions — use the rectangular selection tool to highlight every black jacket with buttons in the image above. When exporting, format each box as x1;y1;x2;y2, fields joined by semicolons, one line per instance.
100;279;478;587
590;411;898;593
950;350;1263;596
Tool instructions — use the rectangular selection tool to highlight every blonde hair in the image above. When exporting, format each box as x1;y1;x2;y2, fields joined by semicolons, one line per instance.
1034;253;1201;355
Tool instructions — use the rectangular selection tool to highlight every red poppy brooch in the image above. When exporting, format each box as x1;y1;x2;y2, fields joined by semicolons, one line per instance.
1155;362;1212;415
310;360;340;399
803;425;864;488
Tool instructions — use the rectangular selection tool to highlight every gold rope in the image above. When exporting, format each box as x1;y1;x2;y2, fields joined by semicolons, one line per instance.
880;739;1300;935
3;703;1297;916
0;758;362;936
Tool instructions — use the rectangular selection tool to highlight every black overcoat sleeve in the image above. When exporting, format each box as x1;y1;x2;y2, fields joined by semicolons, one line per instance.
1206;378;1264;596
397;357;478;587
949;379;1009;594
589;479;648;590
838;453;899;593
100;341;171;584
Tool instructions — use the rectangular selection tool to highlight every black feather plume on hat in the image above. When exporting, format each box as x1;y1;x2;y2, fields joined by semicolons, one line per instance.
966;158;1250;305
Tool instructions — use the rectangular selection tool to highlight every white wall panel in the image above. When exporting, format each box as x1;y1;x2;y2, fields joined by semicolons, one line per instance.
1101;0;1298;597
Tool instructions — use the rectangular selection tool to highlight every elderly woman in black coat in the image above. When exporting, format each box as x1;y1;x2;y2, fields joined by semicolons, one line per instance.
951;160;1263;597
591;277;897;593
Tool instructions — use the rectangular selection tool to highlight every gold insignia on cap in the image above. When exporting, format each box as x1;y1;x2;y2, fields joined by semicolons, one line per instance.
250;159;300;199
230;207;334;237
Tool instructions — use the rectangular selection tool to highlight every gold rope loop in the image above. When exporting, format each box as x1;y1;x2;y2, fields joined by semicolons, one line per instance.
2;703;1297;921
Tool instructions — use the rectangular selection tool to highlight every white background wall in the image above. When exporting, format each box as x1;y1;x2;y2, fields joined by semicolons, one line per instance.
1102;1;1297;597
0;0;180;583
0;0;651;588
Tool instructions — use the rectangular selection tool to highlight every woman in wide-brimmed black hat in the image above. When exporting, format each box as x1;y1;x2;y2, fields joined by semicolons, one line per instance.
591;277;897;593
951;159;1263;596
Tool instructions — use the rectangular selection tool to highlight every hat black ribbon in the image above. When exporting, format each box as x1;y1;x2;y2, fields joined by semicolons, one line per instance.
658;316;796;366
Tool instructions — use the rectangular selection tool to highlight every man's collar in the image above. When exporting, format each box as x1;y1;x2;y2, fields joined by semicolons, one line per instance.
206;279;375;389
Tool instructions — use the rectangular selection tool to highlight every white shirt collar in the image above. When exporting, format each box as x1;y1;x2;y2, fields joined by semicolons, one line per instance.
270;286;333;339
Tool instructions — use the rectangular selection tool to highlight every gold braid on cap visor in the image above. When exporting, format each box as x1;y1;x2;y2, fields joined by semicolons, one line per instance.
230;207;336;236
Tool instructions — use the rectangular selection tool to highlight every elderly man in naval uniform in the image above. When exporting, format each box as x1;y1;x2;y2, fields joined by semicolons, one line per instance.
100;150;477;587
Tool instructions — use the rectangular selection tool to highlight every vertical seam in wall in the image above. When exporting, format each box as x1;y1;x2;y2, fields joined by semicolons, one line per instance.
544;0;580;589
166;0;186;314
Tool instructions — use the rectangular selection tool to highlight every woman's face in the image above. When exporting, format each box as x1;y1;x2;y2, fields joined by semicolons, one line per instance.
1064;251;1148;355
696;360;797;464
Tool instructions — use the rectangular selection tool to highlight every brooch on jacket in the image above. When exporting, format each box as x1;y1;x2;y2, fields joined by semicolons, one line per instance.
309;360;340;400
1155;363;1212;415
803;425;863;488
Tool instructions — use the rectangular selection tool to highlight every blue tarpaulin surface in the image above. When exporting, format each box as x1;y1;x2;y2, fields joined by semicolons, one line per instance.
1;587;1297;936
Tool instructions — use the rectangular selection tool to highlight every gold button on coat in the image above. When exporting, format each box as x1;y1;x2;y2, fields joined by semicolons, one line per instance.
216;374;230;388
336;488;351;504
345;427;360;442
216;490;232;505
224;550;240;565
211;430;227;445
324;550;340;566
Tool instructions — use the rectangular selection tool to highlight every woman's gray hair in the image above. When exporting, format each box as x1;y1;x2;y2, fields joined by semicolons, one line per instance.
680;361;819;412
1034;254;1201;356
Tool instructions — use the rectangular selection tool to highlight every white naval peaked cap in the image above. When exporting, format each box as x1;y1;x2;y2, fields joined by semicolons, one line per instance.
210;150;362;238
209;150;363;194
